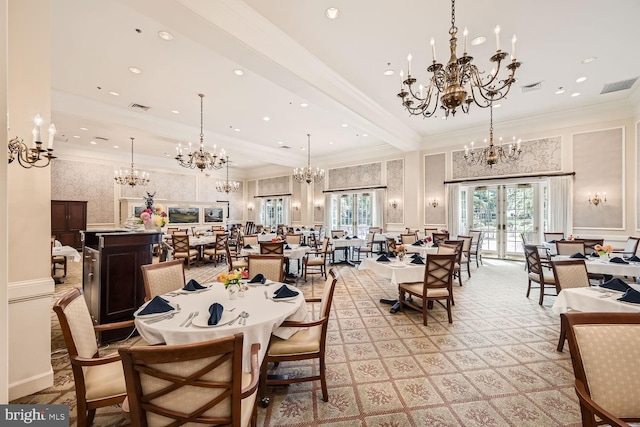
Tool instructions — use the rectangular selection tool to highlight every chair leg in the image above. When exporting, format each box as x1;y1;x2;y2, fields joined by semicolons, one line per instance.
319;357;328;402
422;298;428;326
538;284;545;305
557;321;566;352
526;279;532;298
446;299;453;323
63;259;68;277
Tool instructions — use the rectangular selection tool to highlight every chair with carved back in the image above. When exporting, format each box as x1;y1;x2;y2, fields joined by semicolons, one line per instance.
432;232;450;245
468;229;484;267
172;234;199;269
260;269;339;406
443;240;464;287
53;288;133;427
303;237;329;280
247;255;284;283
457;235;473;278
354;232;376;260
141;259;185;301
203;233;228;266
562;312;640;427
524;244;557;305
242;234;259;247
398;253;456;326
581;238;604;256
386;237;397;254
550;259;590;351
259;242;284;255
166;227;179;235
226;242;248;271
119;333;260;427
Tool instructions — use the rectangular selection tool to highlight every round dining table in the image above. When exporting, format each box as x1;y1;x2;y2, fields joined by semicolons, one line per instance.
135;282;308;371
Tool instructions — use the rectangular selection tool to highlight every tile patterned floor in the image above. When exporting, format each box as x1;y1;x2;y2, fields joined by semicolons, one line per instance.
12;257;582;426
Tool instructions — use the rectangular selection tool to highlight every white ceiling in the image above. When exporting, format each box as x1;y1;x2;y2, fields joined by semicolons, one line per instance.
50;0;640;178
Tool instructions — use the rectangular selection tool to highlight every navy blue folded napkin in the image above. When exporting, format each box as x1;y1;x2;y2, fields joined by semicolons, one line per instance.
618;287;640;304
410;253;422;259
376;255;390;262
138;296;173;316
208;303;224;325
610;257;629;264
243;244;252;249
549;240;556;244
601;278;630;292
410;257;425;265
285;244;292;250
590;252;600;257
353;235;358;239
309;228;315;231
296;228;301;231
182;279;206;291
261;231;266;234
300;243;309;247
249;274;266;284
387;251;396;258
432;242;439;247
273;285;299;299
569;252;587;259
626;255;640;262
345;236;352;240
333;235;339;239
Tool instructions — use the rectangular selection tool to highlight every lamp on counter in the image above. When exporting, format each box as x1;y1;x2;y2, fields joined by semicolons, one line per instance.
7;114;56;168
429;198;439;208
588;192;606;206
389;199;398;209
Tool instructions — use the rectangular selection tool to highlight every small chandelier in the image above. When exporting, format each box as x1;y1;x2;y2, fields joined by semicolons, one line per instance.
114;137;150;186
464;103;521;167
216;156;240;193
175;93;226;172
293;134;325;184
397;0;521;118
7;114;56;168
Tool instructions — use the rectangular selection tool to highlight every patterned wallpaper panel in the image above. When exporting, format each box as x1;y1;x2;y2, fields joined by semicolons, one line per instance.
637;122;640;231
314;182;324;223
386;159;404;224
247;180;256;222
257;176;290;196
424;153;446;225
451;137;561;179
51;159;115;224
328;162;382;190
292;182;302;222
199;179;244;223
121;170;197;201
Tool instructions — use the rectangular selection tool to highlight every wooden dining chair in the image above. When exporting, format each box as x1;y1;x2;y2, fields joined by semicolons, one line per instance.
354;232;376;260
260;269;339;407
259;241;284;255
203;233;228;266
242;234;259;247
562;312;640;427
398;254;456;326
140;259;185;301
400;233;417;245
443;240;464;287
612;236;640;257
524;244;557;305
285;233;302;244
303;237;329;280
424;227;438;240
543;231;565;242
247;254;284;282
119;334;260;427
171;234;199;269
550;259;590;351
556;240;586;256
432;232;450;244
581;238;604;255
457;235;473;277
53;288;133;427
468;229;483;267
226;242;248;271
51;235;67;277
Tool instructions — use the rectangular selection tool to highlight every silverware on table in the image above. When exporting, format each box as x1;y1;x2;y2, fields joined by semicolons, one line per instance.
240;312;249;325
143;304;181;324
180;312;195;327
228;314;242;326
184;311;198;327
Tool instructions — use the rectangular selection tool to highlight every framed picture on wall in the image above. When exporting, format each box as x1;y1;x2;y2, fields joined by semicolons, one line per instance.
168;207;200;224
204;207;224;223
133;206;145;218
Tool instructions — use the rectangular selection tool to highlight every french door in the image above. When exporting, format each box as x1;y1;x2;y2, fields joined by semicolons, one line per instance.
330;193;373;236
261;198;284;230
467;183;545;259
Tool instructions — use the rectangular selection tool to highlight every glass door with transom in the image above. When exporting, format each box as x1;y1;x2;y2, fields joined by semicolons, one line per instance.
330;193;372;237
468;183;543;259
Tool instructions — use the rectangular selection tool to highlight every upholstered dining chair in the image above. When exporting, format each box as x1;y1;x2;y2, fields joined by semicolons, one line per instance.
247;254;284;282
468;229;484;267
562;312;640;427
550;259;590;351
303;237;329;280
285;233;302;244
330;230;345;239
51;235;67;277
140;259;185;301
386;237;397;253
442;240;464;287
432;232;450;244
259;241;284;255
612;236;640;257
400;233;417;245
556;240;586;256
53;288;133;427
457;235;473;278
398;253;456;326
581;238;604;255
524;244;557;305
171;234;199;269
226;242;248;271
165;226;179;235
242;234;259;247
119;334;260;427
543;231;565;242
203;233;228;266
354;232;376;260
260;269;339;407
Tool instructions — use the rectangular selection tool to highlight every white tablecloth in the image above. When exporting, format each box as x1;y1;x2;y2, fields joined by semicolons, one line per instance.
552;287;640;314
553;255;640;277
257;233;278;242
359;257;426;285
52;246;81;262
405;245;438;257
331;238;366;248
135;282;308;371
240;244;312;260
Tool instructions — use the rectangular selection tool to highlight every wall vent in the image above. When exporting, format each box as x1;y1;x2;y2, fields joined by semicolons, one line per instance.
521;81;542;93
600;77;638;94
128;102;151;111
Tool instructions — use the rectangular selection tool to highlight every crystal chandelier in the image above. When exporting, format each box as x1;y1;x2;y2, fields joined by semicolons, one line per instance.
216;156;240;193
397;0;521;118
114;137;150;186
463;103;521;167
293;134;325;184
175;93;226;172
7;114;57;168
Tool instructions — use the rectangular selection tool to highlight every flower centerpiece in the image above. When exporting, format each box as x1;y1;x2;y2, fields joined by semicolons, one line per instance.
424;236;433;245
217;268;248;298
139;204;168;230
396;244;406;261
567;234;579;241
271;236;284;243
594;244;613;258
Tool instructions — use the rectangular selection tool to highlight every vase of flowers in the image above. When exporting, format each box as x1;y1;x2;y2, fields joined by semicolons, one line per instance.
594;244;613;259
139;203;168;231
217;268;246;299
396;244;406;262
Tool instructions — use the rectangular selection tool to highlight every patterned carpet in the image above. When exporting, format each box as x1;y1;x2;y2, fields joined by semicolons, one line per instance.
11;257;583;427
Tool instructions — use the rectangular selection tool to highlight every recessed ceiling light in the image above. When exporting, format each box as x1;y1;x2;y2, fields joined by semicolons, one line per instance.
555;88;566;95
493;103;502;108
300;102;308;107
158;31;173;41
329;141;334;145
362;133;368;137
277;141;284;145
109;91;120;96
73;135;80;139
80;127;88;131
471;36;486;46
90;140;96;145
581;56;597;64
300;147;306;151
128;67;142;74
442;116;447;120
576;76;588;83
383;69;395;76
571;92;580;97
234;128;240;132
164;153;171;157
325;7;339;19
233;69;244;76
248;160;253;163
171;110;180;114
113;145;119;148
341;123;348;127
262;116;270;121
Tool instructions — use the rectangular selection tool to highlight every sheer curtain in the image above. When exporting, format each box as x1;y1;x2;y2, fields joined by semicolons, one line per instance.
548;175;573;235
372;189;385;229
446;183;460;238
323;193;332;232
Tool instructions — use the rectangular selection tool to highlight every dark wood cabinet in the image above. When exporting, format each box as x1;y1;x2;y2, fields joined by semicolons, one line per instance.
81;230;162;343
51;200;87;249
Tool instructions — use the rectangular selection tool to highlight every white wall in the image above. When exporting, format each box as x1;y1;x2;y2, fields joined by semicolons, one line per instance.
1;0;9;404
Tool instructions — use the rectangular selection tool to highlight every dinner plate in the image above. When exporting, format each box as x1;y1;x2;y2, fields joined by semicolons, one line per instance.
176;286;212;294
270;287;299;301
134;303;176;319
191;311;236;328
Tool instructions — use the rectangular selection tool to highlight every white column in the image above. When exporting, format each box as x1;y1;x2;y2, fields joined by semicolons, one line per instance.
0;0;9;404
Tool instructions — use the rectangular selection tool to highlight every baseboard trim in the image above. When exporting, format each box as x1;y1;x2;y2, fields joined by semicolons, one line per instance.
8;369;53;401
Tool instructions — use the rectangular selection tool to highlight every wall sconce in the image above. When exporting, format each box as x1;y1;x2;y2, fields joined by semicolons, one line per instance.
588;192;606;206
389;199;398;209
292;202;300;211
429;198;439;208
7;114;57;168
247;203;254;212
315;202;322;210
